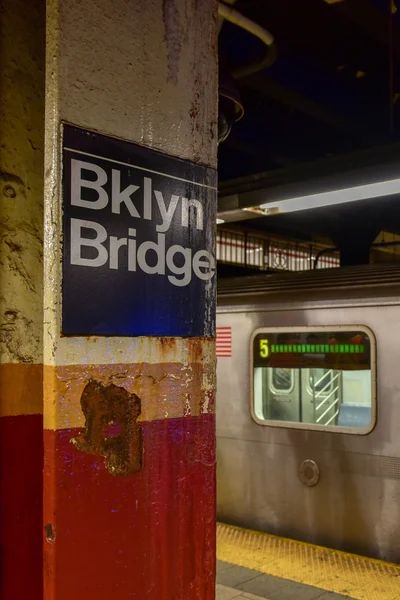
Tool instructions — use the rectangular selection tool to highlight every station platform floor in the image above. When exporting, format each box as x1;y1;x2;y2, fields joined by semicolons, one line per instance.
216;523;400;600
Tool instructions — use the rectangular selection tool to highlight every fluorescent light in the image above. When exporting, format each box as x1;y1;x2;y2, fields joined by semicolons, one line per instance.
259;177;400;214
244;206;280;215
216;218;225;224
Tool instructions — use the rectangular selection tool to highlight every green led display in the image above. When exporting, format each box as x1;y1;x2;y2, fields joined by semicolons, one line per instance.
269;344;365;354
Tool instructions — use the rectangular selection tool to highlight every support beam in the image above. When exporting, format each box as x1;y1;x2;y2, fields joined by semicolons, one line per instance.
43;1;218;599
0;1;44;599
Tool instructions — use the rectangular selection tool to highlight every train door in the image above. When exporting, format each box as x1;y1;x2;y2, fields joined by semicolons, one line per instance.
301;368;342;426
262;367;300;422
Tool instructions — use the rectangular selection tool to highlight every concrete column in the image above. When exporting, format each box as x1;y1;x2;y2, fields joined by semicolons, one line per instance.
0;1;44;598
44;1;218;599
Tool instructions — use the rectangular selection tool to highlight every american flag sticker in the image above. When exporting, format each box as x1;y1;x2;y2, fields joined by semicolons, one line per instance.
216;326;232;357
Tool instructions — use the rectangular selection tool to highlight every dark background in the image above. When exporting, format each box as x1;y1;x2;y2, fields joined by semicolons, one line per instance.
218;0;400;246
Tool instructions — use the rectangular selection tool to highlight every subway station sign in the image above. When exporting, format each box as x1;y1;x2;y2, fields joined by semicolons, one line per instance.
62;124;217;337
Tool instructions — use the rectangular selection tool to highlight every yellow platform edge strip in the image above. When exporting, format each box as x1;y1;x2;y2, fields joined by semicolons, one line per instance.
217;522;400;600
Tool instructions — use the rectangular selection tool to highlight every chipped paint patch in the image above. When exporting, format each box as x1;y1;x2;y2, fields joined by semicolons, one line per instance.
44;523;56;543
71;380;142;476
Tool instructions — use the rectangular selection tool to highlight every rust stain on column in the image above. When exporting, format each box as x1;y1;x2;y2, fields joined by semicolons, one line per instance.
71;380;143;476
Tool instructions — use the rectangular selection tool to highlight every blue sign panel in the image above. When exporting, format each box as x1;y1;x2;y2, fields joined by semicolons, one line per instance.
62;124;217;337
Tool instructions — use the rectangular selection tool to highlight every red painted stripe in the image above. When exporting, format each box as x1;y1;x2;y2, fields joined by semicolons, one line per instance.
0;414;43;600
44;414;215;599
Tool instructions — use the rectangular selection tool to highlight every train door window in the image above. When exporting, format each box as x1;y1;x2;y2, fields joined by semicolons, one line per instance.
309;369;332;394
252;327;376;434
271;368;294;393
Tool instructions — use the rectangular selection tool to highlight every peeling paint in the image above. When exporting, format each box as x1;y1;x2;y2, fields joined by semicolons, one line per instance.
71;380;143;476
44;523;56;543
0;172;43;364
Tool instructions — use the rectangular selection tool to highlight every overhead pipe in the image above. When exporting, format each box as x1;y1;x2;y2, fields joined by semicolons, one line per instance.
218;0;236;33
218;1;277;77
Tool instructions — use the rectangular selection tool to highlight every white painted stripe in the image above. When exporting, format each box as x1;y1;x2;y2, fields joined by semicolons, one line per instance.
64;148;217;190
48;336;215;367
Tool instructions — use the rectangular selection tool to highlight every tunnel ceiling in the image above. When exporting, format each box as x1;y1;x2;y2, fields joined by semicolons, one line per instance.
218;0;400;239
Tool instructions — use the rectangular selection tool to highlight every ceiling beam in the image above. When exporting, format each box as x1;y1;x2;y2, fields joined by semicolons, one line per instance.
224;136;294;168
330;0;400;59
219;140;400;198
243;73;368;137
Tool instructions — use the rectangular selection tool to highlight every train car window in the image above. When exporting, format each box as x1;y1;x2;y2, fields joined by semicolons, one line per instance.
271;368;294;393
252;327;376;434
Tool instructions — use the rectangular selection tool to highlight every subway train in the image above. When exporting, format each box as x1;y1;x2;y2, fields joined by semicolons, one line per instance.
216;263;400;563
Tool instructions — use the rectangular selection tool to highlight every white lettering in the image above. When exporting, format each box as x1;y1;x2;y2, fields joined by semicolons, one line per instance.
166;245;192;287
137;233;166;275
143;177;152;220
128;238;137;272
181;198;204;230
193;250;215;281
71;160;108;210
70;218;108;267
155;190;179;233
109;236;128;270
111;169;140;217
68;162;216;287
128;228;137;271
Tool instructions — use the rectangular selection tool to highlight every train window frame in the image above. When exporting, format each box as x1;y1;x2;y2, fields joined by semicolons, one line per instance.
250;325;377;435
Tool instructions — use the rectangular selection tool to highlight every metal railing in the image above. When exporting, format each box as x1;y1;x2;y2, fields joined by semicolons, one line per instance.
217;229;340;272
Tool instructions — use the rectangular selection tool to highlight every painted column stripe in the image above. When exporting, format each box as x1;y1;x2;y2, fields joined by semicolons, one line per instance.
44;355;215;430
0;364;43;417
45;336;215;367
43;414;215;600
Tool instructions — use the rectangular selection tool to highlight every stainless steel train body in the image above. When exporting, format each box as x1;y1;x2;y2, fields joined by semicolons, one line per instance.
216;264;400;563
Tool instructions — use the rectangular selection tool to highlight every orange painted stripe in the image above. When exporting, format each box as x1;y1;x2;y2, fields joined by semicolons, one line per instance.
0;364;43;417
44;361;215;430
